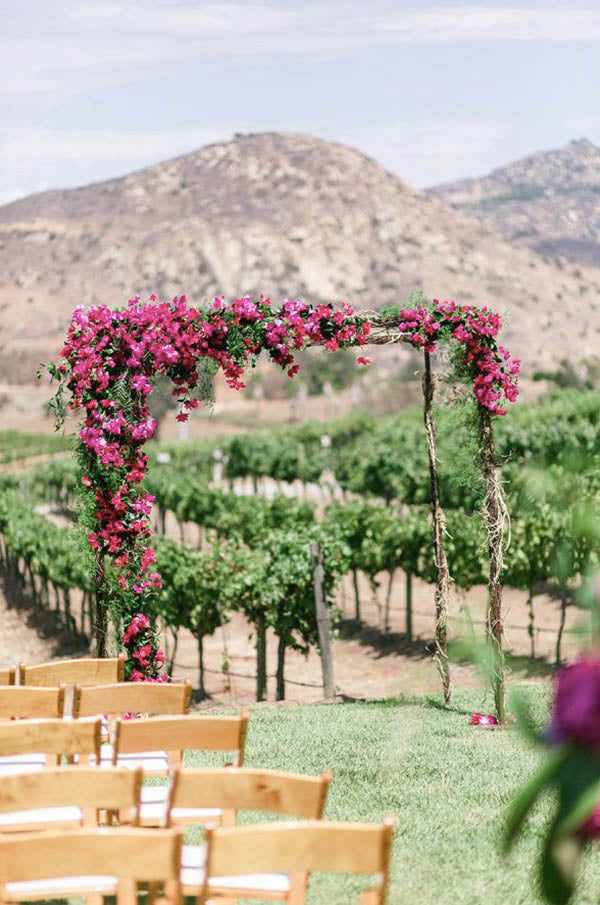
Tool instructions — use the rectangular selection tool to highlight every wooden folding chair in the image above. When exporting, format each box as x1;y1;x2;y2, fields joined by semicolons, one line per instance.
0;670;15;687
112;711;248;825
199;818;396;905
74;679;193;771
0;716;102;775
0;826;183;904
169;768;332;901
73;680;192;722
20;655;125;687
0;685;65;720
0;765;143;833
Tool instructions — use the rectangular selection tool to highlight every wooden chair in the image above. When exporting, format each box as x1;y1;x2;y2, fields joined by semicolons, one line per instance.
199;818;396;905
0;765;143;833
0;826;183;904
0;685;65;720
0;716;102;775
0;670;15;687
169;768;332;901
19;655;125;687
73;679;192;722
112;711;249;825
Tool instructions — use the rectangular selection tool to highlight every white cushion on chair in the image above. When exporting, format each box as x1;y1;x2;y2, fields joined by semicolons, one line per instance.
0;806;82;829
139;785;222;826
116;750;170;772
180;844;290;895
89;746;169;772
0;754;46;775
4;875;117;900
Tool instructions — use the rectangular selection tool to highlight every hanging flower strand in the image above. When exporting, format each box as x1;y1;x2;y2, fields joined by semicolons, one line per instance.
49;294;518;679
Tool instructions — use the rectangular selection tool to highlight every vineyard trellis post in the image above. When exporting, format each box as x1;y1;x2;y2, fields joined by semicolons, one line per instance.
422;350;452;705
311;541;336;700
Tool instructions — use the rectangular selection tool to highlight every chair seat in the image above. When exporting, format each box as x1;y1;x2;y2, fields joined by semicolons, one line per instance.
0;805;82;831
0;754;46;776
90;746;170;773
180;844;290;895
139;785;222;826
4;874;117;901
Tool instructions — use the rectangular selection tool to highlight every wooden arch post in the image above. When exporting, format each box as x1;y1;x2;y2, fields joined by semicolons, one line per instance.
422;351;452;704
478;408;507;723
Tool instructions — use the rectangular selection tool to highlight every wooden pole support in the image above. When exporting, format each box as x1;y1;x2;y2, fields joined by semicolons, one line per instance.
422;351;452;705
310;542;336;700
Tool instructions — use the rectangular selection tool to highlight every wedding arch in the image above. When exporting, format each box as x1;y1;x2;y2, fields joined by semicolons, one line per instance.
49;294;520;719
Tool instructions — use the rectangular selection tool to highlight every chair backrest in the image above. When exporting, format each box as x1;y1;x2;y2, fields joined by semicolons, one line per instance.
0;827;183;896
0;669;15;686
0;766;143;829
201;818;396;905
20;656;125;687
0;685;65;719
168;767;331;823
114;711;249;770
0;717;102;765
73;680;192;719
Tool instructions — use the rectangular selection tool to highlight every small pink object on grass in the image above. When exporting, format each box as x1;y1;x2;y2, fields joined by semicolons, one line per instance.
470;713;499;727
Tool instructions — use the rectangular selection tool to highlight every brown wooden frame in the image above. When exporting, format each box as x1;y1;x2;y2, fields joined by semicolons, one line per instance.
113;710;249;774
0;686;65;720
0;827;183;905
73;679;192;719
19;655;125;687
0;765;143;832
0;716;102;767
200;818;396;905
0;669;15;686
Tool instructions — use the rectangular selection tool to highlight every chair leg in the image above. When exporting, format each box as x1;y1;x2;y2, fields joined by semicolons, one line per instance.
288;871;308;904
116;879;136;905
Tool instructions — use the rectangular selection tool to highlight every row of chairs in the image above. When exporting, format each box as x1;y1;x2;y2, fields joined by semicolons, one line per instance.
0;822;395;905
0;657;395;902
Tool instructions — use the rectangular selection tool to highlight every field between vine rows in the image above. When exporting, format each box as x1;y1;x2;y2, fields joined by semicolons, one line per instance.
1;497;584;704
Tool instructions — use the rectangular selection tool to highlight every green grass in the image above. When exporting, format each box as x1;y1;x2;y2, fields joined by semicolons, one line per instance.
185;687;600;905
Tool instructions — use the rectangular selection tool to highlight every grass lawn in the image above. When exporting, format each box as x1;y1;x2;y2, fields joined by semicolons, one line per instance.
186;686;600;905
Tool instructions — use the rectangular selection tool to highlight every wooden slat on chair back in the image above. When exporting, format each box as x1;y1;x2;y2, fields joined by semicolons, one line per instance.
201;819;396;905
0;669;15;687
0;827;184;885
73;680;192;718
0;766;143;823
20;656;125;687
0;685;65;719
169;768;331;820
114;711;248;767
0;717;101;761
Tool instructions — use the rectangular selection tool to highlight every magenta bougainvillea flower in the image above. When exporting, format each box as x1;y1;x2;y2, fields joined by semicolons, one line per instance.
548;659;600;748
470;713;499;726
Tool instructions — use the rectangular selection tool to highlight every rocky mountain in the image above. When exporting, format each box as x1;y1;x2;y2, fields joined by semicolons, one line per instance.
430;138;600;267
2;131;600;384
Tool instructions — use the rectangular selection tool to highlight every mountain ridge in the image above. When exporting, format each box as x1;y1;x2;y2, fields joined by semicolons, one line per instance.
1;131;599;384
429;137;600;266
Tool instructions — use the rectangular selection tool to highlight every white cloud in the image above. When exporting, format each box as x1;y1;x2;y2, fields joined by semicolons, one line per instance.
2;2;600;102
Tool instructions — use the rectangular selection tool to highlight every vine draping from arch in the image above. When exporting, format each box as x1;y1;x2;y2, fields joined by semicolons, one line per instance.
48;294;520;680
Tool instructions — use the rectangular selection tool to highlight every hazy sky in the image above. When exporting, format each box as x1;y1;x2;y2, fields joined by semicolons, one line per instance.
2;0;600;204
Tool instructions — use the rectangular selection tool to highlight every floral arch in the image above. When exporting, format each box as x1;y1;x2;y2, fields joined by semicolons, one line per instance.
49;294;520;718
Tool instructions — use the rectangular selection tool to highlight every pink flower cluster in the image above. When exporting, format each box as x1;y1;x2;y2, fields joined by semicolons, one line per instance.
398;300;520;414
122;613;166;682
56;294;371;677
470;713;499;726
